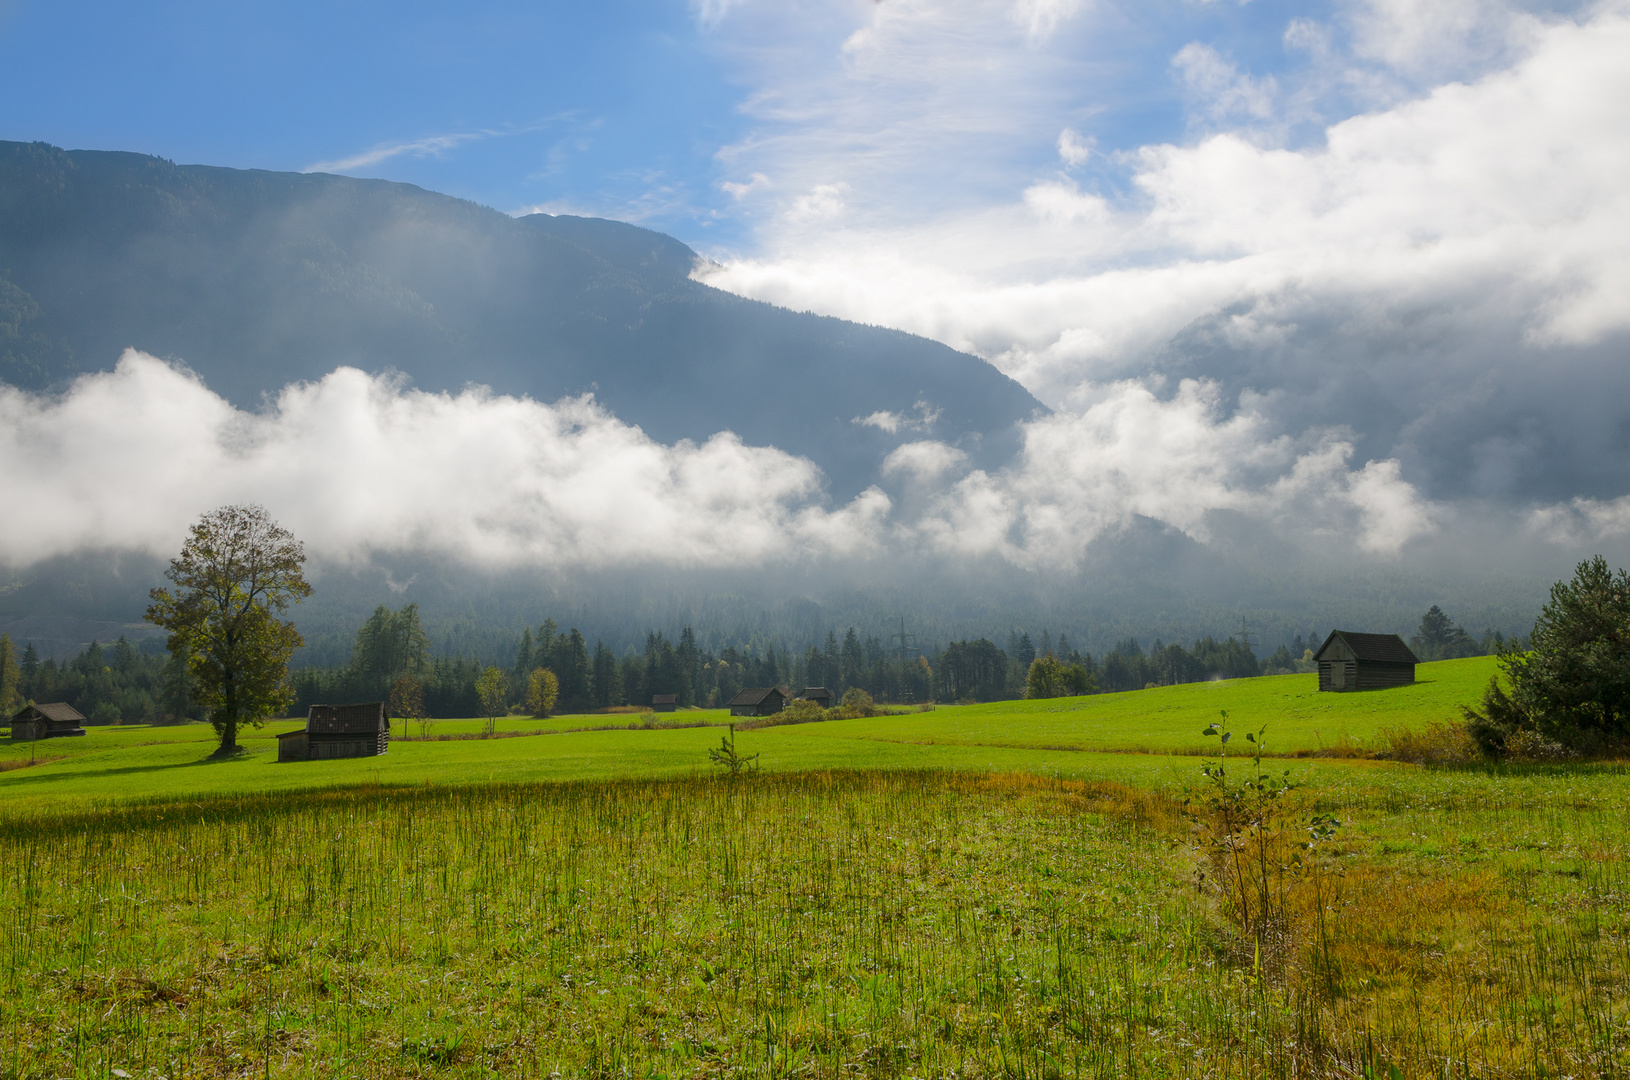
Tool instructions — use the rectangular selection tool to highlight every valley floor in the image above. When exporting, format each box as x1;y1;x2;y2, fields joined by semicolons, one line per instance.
4;656;1627;1078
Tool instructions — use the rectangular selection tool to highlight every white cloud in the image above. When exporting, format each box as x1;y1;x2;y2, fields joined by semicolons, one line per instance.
1014;0;1087;43
0;353;1451;574
1056;127;1094;167
852;400;942;435
913;379;1435;566
855;410;904;434
697;4;1630;521
1171;43;1278;123
721;172;771;199
1527;495;1630;546
789;182;849;220
881;440;969;481
0;352;892;569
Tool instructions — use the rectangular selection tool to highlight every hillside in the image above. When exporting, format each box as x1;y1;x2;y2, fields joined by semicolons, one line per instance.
0;140;1044;497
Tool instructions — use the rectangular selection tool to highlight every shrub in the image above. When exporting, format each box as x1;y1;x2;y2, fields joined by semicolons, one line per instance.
779;698;825;724
1381;721;1479;765
835;688;877;718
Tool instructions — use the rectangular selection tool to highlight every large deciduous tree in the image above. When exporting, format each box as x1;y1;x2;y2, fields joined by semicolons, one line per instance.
1465;556;1630;756
145;505;312;756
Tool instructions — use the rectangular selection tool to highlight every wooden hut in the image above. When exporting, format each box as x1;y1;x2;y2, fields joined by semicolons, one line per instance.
278;702;389;762
1313;631;1418;692
727;687;786;717
651;694;677;712
10;702;87;741
796;687;833;707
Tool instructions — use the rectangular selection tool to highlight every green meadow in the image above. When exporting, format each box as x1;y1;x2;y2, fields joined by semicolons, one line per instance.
7;655;1630;1078
0;659;1496;814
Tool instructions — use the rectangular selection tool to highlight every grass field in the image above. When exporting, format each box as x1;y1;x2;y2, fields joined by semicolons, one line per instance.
7;655;1630;1078
0;659;1497;815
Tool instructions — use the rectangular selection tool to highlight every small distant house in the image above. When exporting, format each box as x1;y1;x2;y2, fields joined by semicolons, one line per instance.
727;687;786;717
651;694;677;712
796;687;833;707
278;702;389;762
1313;631;1418;692
10;702;87;741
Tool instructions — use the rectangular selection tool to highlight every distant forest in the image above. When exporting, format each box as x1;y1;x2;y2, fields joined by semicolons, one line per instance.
0;603;1511;724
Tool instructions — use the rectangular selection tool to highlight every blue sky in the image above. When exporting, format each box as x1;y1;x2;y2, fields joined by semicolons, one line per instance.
0;0;1440;250
4;0;1630;571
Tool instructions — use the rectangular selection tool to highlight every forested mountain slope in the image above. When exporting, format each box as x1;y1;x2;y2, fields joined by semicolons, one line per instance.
0;140;1043;495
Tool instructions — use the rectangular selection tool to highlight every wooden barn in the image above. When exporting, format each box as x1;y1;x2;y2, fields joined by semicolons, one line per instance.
278;702;389;762
1313;631;1419;692
651;694;677;712
796;687;833;708
727;687;786;717
10;702;87;741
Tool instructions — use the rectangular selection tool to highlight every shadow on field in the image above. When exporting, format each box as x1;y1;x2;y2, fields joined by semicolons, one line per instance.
0;749;269;789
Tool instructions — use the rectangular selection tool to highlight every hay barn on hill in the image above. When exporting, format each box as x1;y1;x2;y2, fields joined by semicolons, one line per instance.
727;687;786;717
1313;631;1419;692
278;702;389;762
10;702;86;741
796;687;833;707
651;694;677;712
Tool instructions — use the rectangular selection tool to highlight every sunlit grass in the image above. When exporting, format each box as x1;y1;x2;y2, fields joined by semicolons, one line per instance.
4;769;1628;1078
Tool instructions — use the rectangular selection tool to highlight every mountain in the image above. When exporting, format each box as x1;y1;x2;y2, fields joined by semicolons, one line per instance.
0;140;1044;497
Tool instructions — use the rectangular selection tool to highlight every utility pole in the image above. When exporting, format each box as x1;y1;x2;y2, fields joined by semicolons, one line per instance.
1238;617;1257;654
893;617;916;661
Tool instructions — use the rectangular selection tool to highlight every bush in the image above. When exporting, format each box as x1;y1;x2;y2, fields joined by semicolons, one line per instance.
835;688;877;719
779;698;826;724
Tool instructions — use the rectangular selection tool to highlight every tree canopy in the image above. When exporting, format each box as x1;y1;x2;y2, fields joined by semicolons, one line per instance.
145;505;311;755
1465;556;1630;756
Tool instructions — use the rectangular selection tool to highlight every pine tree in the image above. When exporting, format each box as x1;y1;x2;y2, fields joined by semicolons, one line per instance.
19;642;38;699
841;628;863;691
0;634;19;715
513;627;534;683
591;641;619;707
556;629;593;712
677;625;700;707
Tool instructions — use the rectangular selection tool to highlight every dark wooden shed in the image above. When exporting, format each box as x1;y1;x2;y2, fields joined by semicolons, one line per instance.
10;702;87;741
727;687;786;717
1313;631;1418;692
279;702;389;762
651;694;677;712
796;687;833;707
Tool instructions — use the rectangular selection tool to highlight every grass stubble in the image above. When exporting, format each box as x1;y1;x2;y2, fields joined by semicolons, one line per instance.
4;764;1630;1078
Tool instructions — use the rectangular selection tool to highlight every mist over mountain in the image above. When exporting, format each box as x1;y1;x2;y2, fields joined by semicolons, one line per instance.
0;138;1620;664
0;140;1041;498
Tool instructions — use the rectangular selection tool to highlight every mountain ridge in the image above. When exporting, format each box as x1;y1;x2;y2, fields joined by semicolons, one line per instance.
0;140;1044;497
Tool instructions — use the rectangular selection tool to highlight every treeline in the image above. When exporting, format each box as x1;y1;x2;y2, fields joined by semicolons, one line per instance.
289;607;941;717
285;607;1285;717
0;633;203;724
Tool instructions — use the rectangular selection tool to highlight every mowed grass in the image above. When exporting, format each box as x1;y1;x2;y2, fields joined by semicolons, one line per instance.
5;770;1630;1079
0;658;1498;815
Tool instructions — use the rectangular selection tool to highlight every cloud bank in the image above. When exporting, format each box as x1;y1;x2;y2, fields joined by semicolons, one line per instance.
0;350;1466;574
0;352;890;569
694;0;1630;525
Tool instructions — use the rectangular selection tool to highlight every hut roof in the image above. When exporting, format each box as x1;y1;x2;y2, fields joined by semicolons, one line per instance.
651;694;677;705
1313;631;1419;665
12;702;86;723
798;687;833;701
306;702;388;735
727;687;782;707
